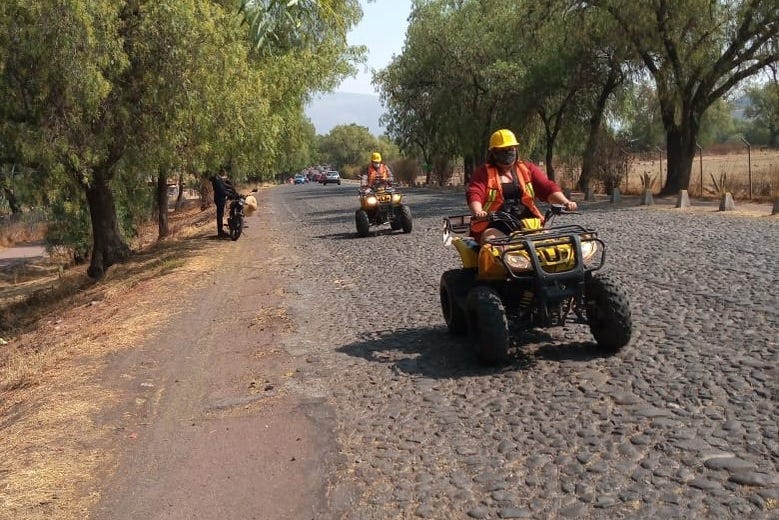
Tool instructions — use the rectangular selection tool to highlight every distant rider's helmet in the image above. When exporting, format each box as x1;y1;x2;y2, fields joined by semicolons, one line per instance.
371;152;382;162
488;129;519;150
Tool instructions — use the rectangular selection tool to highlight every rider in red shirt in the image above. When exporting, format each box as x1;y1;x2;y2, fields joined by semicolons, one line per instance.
363;152;393;187
466;129;577;243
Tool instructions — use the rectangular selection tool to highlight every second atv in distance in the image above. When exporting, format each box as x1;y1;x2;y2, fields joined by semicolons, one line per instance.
355;181;412;237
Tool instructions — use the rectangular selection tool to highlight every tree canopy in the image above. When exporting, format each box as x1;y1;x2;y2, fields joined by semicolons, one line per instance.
376;0;778;192
0;0;364;277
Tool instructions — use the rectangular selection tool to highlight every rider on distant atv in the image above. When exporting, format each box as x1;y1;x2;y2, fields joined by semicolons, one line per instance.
362;152;394;189
467;129;577;243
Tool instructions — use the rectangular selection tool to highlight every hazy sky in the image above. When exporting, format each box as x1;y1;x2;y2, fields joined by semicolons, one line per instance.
336;0;413;95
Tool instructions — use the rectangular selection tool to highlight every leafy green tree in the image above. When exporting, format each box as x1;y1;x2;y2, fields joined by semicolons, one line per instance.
0;0;364;278
698;98;740;146
379;0;526;181
744;76;779;147
535;2;636;191
614;81;666;151
580;0;779;195
317;124;378;171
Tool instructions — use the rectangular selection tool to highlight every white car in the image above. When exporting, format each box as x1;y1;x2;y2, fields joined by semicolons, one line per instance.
322;171;341;185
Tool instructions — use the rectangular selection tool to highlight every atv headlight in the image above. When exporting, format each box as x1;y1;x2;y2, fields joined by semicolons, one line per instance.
504;250;532;272
365;195;378;206
581;240;602;267
392;193;402;203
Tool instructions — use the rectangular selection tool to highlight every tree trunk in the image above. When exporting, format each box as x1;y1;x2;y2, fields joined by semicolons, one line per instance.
175;173;185;211
157;170;169;239
539;110;558;181
545;143;555;181
200;176;212;209
662;124;697;196
85;174;131;279
578;79;616;192
3;187;21;214
463;153;475;185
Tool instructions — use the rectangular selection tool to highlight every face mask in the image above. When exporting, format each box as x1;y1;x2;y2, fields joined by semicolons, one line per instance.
372;162;380;169
493;148;517;165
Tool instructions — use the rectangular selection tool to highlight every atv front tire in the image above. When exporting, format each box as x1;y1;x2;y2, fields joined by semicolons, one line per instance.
586;273;632;353
399;204;412;233
355;209;370;237
440;269;474;336
466;285;510;365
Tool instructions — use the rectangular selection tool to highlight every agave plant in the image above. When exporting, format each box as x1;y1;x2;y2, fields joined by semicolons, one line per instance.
709;172;731;196
640;172;657;190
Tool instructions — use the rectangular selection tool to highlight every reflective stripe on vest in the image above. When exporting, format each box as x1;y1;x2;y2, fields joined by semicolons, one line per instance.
482;162;543;219
368;163;389;182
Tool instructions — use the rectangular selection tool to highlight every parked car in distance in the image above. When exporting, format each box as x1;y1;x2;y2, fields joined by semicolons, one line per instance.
322;170;341;185
294;173;307;185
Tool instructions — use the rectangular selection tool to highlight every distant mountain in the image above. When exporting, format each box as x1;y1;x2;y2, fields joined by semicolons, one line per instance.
305;92;386;136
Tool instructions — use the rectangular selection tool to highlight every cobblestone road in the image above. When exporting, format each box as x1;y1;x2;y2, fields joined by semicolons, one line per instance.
266;183;778;519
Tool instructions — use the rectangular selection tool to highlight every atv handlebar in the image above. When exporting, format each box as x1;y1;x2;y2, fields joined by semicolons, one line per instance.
545;203;578;219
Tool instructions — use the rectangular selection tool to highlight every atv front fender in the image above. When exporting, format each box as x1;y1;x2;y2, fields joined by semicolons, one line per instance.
452;237;479;268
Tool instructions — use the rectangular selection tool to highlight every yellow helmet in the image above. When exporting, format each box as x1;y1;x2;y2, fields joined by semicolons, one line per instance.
371;152;382;162
489;129;519;150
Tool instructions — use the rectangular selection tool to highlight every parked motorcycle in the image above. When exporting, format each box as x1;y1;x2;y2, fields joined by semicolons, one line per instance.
226;189;258;241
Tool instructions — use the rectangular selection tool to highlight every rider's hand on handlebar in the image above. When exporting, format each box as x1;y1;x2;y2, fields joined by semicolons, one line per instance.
472;209;488;219
563;201;578;212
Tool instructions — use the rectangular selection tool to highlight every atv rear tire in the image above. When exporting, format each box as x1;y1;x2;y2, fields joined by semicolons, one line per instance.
440;269;474;336
399;204;412;233
586;273;632;353
466;285;510;365
355;209;370;237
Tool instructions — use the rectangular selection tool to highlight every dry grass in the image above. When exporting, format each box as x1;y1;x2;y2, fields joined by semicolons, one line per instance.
0;221;47;249
551;149;779;202
625;149;779;200
0;203;229;520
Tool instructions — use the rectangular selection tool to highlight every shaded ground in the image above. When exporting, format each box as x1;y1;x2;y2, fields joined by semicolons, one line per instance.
0;199;335;520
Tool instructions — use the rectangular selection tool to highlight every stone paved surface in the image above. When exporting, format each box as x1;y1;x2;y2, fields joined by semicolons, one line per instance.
266;183;778;519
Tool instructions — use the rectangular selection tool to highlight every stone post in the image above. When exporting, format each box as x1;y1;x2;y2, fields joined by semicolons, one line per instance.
585;187;595;201
676;190;690;209
610;188;621;204
772;197;779;216
641;189;654;206
719;192;736;211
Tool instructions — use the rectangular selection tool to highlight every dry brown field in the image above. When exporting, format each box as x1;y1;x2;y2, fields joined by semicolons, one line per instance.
427;149;779;202
556;149;779;201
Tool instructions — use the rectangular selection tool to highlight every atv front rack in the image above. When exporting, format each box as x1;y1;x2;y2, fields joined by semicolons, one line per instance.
443;214;472;235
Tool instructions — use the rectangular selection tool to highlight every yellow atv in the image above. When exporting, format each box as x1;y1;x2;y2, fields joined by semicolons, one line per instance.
440;205;632;365
355;182;412;237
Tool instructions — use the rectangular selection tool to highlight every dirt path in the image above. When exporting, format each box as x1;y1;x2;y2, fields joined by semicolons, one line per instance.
87;214;336;519
0;240;46;268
